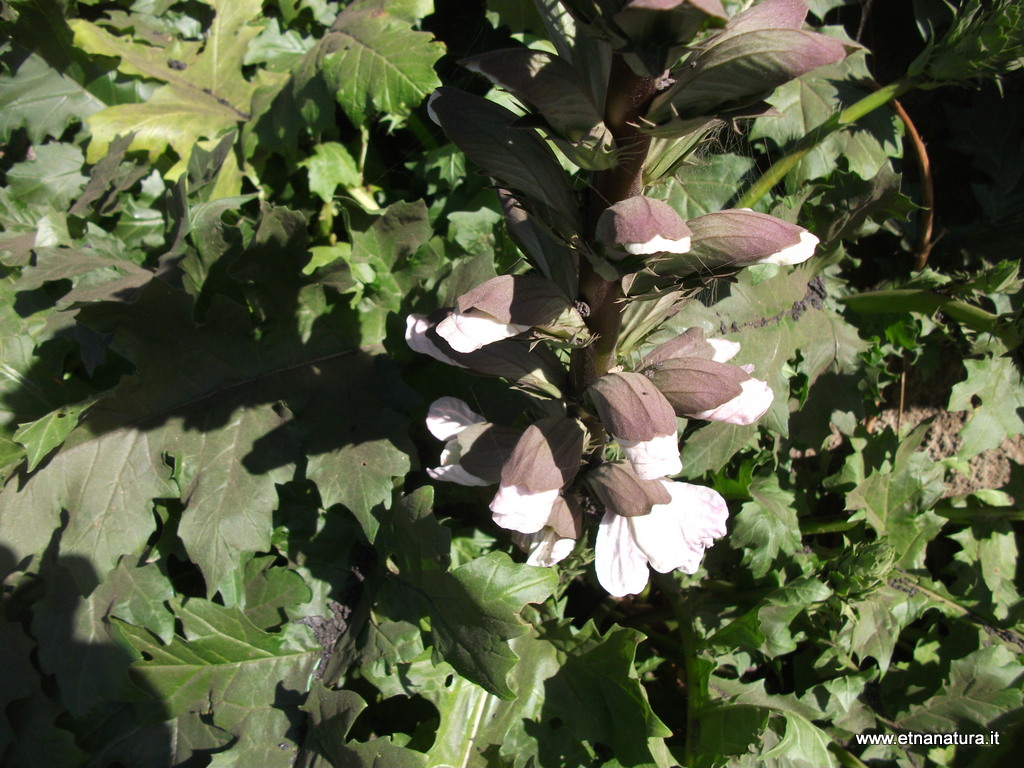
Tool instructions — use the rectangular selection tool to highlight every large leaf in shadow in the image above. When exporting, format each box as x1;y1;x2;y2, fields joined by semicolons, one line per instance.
115;598;320;765
377;488;558;700
297;684;427;768
427;87;582;241
0;268;414;595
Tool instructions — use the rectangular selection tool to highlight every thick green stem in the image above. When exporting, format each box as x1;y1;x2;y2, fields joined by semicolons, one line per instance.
802;517;860;535
571;57;657;397
839;289;1020;347
656;574;703;765
735;76;919;209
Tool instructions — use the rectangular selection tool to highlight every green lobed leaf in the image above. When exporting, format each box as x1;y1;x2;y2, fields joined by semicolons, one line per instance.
759;710;837;768
428;552;558;700
378;488;558;699
731;475;802;578
949;521;1020;620
72;0;265;174
322;2;444;128
31;559;174;718
544;620;673;766
299;142;361;204
0;46;105;143
243;17;314;72
12;400;90;472
361;628;597;768
948;356;1024;460
116;598;321;763
837;585;930;674
235;553;314;631
650;153;756;218
0;427;177;589
297;684;428;768
844;423;948;568
895;645;1024;732
2;203;415;592
5;143;88;210
174;402;300;599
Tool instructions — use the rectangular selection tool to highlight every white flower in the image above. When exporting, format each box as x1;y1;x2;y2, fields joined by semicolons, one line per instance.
690;376;774;425
595;480;728;597
427;460;489;486
514;529;576;567
757;231;819;266
489;485;560;534
426;396;485;441
435;308;530;354
425;397;489;486
615;433;682;480
405;314;464;367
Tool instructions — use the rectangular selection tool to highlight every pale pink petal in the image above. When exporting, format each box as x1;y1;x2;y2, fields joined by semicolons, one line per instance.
426;463;489;486
691;377;774;425
623;233;691;255
405;314;463;366
595;510;651;597
617;433;682;479
426;397;485;441
436;309;530;353
520;529;576;567
707;337;741;363
757;231;818;266
489;484;559;534
631;481;728;574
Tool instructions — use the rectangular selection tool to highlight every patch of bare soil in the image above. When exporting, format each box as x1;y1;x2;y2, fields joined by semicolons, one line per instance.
873;405;1024;498
870;356;1024;500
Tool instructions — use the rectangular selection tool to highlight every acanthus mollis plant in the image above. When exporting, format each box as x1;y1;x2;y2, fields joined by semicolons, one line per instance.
409;0;844;597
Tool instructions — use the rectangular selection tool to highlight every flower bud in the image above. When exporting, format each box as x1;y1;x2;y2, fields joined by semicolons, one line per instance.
587;372;681;479
690;376;774;425
684;209;818;273
436;275;587;353
490;417;586;534
646;357;774;425
585;461;673;518
643;327;719;367
596;196;692;258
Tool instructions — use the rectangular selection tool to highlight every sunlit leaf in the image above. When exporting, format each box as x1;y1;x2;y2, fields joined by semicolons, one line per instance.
321;1;444;127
